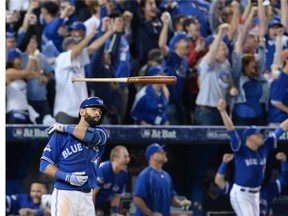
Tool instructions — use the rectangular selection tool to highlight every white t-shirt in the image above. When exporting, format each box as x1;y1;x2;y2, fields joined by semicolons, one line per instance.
6;79;29;112
53;48;90;118
84;15;100;37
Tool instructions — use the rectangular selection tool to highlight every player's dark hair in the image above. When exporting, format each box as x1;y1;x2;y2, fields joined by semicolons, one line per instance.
242;54;258;77
41;2;59;17
88;0;99;14
183;17;198;33
148;48;163;65
109;12;122;19
172;15;185;31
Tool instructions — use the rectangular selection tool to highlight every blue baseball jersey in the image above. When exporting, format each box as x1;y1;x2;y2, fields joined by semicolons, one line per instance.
95;161;128;207
269;71;288;123
133;166;177;216
6;194;44;216
227;129;283;187
40;128;107;191
217;161;288;216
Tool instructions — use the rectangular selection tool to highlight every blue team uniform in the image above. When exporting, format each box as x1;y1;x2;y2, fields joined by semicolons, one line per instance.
6;194;44;216
95;161;128;207
134;166;177;216
227;129;284;187
217;160;288;216
40;128;107;191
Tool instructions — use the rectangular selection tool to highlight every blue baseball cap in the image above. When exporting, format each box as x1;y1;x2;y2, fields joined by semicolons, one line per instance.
268;19;283;28
147;66;165;76
242;126;264;141
169;33;191;50
69;21;86;31
6;31;16;39
205;35;215;48
145;143;165;160
7;48;23;62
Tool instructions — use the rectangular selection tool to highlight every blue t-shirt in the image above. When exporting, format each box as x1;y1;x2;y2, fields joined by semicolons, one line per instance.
234;79;263;118
164;50;189;102
95;161;128;207
133;166;176;216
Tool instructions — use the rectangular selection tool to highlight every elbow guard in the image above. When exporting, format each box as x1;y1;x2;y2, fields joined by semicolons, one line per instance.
84;127;107;146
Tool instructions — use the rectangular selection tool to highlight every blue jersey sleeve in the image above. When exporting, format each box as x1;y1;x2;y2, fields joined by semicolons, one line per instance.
40;133;66;163
134;171;150;199
95;162;106;188
227;130;241;152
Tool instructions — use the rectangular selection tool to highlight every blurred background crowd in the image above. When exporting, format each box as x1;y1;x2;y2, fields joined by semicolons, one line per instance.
5;0;288;127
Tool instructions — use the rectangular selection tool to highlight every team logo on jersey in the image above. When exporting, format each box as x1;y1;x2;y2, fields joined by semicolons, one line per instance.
44;144;52;152
218;70;230;88
92;156;100;167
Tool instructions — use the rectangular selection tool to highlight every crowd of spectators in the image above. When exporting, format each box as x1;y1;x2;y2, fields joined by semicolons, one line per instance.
5;0;288;126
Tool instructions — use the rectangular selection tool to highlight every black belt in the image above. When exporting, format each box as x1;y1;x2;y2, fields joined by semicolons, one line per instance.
79;189;91;193
196;105;217;110
240;188;259;193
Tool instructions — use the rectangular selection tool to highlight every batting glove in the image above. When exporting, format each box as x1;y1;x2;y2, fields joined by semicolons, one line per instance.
65;172;88;186
46;122;74;135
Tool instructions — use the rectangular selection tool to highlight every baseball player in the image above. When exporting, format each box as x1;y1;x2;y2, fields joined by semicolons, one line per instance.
6;180;51;216
133;143;191;216
214;152;288;216
217;98;288;216
92;145;130;216
39;96;108;216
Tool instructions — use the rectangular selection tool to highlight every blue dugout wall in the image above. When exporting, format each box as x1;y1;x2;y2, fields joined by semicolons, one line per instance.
6;125;288;215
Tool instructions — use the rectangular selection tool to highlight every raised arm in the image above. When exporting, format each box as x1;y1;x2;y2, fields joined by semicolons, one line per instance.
206;23;230;65
87;18;115;55
227;0;240;42
217;99;235;131
280;0;288;32
158;12;170;57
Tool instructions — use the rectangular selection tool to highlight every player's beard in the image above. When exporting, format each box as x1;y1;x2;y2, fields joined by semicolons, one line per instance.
84;113;101;127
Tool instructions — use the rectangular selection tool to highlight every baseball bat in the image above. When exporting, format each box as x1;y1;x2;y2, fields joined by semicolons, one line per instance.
71;76;177;85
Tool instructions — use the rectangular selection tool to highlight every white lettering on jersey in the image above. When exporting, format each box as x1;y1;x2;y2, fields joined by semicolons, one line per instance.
62;143;83;158
245;158;266;166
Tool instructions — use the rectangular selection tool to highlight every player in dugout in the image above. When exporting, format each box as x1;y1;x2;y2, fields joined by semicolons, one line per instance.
92;145;130;216
214;152;288;216
217;98;288;216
